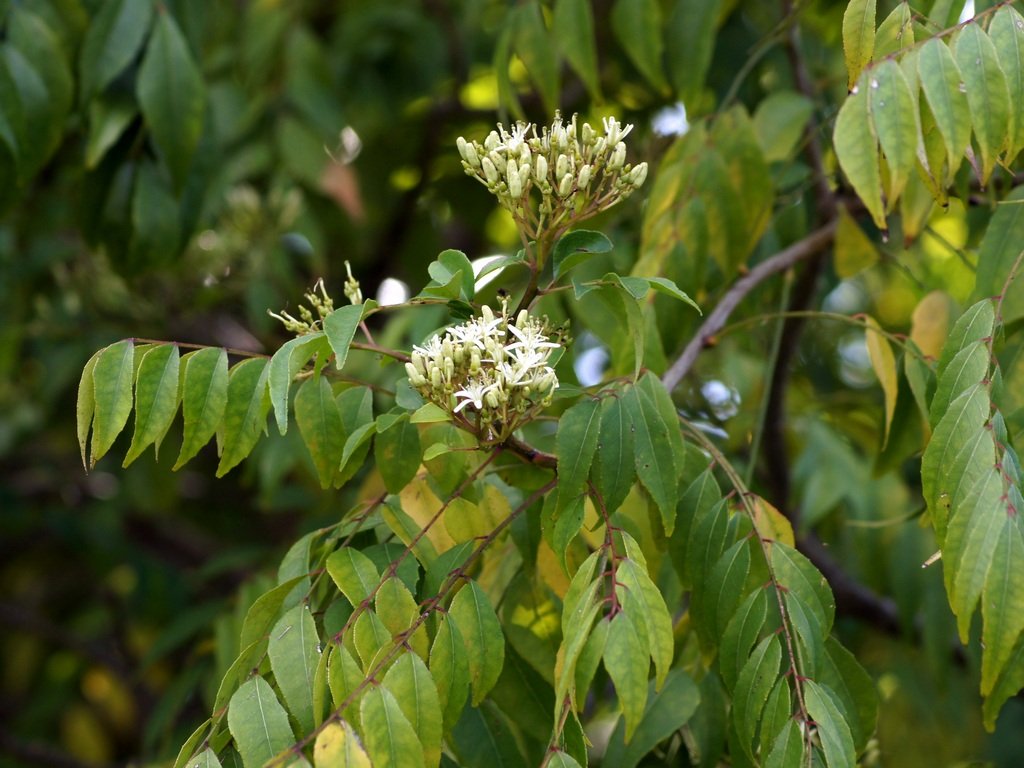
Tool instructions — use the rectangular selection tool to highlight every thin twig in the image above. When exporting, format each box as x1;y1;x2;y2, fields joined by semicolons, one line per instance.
661;221;838;392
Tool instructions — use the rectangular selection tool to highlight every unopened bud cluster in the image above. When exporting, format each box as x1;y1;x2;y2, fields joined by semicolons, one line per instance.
268;278;337;336
456;113;648;227
405;304;562;442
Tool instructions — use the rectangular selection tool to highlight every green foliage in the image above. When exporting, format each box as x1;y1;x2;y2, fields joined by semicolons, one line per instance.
9;1;1024;766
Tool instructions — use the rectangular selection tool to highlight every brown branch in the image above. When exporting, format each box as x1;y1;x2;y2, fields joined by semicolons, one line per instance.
661;221;838;392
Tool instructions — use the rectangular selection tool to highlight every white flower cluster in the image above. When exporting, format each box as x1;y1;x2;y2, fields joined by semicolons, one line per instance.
456;113;648;226
405;305;561;442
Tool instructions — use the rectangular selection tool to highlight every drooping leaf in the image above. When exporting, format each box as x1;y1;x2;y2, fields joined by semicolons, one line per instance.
593;393;636;513
617;558;674;688
974;186;1024;327
603;669;701;768
137;11;206;191
314;721;371;768
719;588;770;692
990;6;1024;161
216;358;271;477
360;685;426;768
771;543;835;635
174;347;228;470
382;652;443;768
327;548;381;608
448;582;505;705
89;340;135;467
731;634;782;760
603;609;650;742
611;0;667;93
124;343;180;466
552;0;600;100
834;73;886;230
804;680;856;768
954;22;1010;185
227;676;295;768
268;604;321;734
873;1;913;58
79;0;153;102
918;38;971;178
820;638;879;752
556;397;601;511
937;300;996;380
375;413;422;494
864;316;898;447
867;60;917;206
295;375;346;489
324;304;365;371
429;614;471;733
268;332;329;435
842;0;876;90
624;374;684;535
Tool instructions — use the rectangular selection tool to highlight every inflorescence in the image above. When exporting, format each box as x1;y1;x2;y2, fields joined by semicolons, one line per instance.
456;113;647;233
405;304;564;443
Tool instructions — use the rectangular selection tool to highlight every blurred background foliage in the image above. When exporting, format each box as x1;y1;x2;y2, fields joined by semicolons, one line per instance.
2;0;1024;766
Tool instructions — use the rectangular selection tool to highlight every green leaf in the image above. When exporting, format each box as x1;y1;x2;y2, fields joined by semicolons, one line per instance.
821;638;879;751
731;635;782;760
0;53;24;180
834;206;879;278
752;90;814;162
611;0;667;93
448;581;505;706
450;703;528;768
867;60;917;206
216;358;270;477
873;2;913;58
937;300;996;379
804;680;856;768
702;539;752;643
553;0;600;101
544;752;583;768
604;609;650;742
556;398;601;511
77;350;99;470
383;653;443;768
719;588;769;692
626;374;685;535
974;187;1024;327
314;721;371;768
353;610;390;669
990;6;1024;161
918;38;971;179
85;92;136;170
174;347;228;470
864;316;898;447
593;393;636;513
360;685;426;768
129;159;180;269
667;0;722;108
430;614;471;733
377;577;428;661
834;73;886;230
268;604;320;734
89;340;135;467
513;2;559;117
982;517;1024;697
642;277;701;314
954;21;1010;185
764;720;804;768
227;676;295;768
295;375;345;489
124;344;180;466
928;342;990;428
552;230;612;280
617;558;674;689
327;548;381;607
603;669;701;768
172;719;213;768
324;304;365;370
79;0;153;102
327;644;365;723
239;576;309;650
268;332;329;435
137;12;205;192
771;543;835;635
375;414;422;494
426;249;475;303
842;0;876;90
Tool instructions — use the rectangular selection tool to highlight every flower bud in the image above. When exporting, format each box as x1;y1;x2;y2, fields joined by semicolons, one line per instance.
412;352;426;374
519;162;531;184
516;310;529;327
470;349;482;373
609;141;626;171
431;367;442;389
558;173;573;198
582;122;595;145
486;389;500;409
484;130;500;151
535;154;548;181
507;168;522;198
465;142;481;168
482;157;499;184
406;362;426;387
488;150;506;174
556;154;569;180
578;164;591;189
630;162;648;187
482;305;494;324
444;357;455;379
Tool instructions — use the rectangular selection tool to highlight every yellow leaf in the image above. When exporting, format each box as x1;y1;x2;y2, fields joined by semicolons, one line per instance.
834;206;879;278
397;478;457;553
314;721;372;768
751;496;794;548
911;290;952;360
865;316;898;447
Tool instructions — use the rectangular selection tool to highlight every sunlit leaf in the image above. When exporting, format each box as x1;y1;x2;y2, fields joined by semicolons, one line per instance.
314;721;371;768
430;615;471;733
124;343;179;466
448;582;505;705
918;38;971;179
268;604;321;734
604;609;649;742
360;685;426;768
834;73;886;230
867;60;917;206
842;0;876;90
324;304;365;371
227;676;295;768
174;347;228;470
295;375;345;488
383;653;443;768
90;340;135;467
268;332;329;435
954;22;1010;185
216;358;270;477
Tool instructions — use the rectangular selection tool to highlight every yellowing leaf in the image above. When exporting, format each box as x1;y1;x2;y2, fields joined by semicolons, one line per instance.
834;206;879;278
751;496;795;549
834;75;886;231
397;478;458;554
865;316;898;447
843;0;877;90
314;721;371;768
868;60;918;207
910;290;952;360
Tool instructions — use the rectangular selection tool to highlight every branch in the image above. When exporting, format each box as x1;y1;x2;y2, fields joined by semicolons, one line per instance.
661;221;838;392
